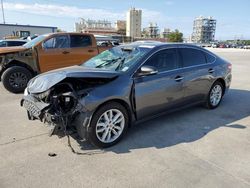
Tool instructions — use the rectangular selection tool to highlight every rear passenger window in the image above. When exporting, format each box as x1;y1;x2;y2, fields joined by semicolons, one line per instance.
70;35;92;47
144;49;179;72
180;48;206;67
205;52;216;63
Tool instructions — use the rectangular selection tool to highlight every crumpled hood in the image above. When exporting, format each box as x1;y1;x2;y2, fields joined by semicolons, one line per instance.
27;66;120;94
0;46;28;54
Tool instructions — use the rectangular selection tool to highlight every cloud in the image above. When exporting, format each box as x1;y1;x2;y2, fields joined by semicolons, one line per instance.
3;2;163;27
3;2;124;20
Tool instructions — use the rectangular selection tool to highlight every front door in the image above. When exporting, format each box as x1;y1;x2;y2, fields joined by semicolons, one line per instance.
134;48;185;120
38;34;72;73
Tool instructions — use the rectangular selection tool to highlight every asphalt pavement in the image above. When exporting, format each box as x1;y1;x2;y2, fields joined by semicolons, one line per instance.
0;48;249;188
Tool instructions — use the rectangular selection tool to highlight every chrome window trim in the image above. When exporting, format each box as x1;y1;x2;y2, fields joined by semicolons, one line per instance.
132;45;217;78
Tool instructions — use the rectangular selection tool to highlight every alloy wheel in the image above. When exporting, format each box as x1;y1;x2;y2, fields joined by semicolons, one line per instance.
95;109;125;143
210;84;222;106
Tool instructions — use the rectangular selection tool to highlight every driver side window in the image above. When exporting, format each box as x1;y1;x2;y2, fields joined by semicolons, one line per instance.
144;48;179;72
43;35;69;49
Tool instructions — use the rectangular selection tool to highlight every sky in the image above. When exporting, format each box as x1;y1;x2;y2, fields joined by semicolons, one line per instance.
1;0;250;40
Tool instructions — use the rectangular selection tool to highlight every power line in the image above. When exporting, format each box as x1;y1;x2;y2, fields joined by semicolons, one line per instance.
1;0;5;24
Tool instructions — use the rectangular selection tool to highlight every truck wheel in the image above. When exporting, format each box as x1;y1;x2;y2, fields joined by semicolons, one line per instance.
1;66;32;93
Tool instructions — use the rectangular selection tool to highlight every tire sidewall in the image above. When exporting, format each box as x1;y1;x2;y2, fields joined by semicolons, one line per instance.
87;102;129;148
207;81;224;109
2;66;32;93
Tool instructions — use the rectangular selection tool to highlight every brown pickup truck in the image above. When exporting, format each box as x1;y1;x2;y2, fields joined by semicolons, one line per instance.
0;32;111;93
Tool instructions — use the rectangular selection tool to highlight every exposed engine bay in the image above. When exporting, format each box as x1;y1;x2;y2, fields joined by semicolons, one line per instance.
21;77;115;136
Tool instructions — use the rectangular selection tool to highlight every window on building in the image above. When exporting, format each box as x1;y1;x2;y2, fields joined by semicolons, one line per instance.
20;31;30;37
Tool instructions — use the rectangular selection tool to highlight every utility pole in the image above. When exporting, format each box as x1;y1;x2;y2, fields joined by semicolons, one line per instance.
1;0;5;24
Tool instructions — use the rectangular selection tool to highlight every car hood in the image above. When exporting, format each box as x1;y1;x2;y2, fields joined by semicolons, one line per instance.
27;66;120;94
0;46;28;54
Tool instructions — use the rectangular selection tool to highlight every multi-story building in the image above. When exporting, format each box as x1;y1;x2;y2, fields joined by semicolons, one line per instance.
142;23;159;38
115;20;126;35
75;19;117;35
126;8;142;38
160;28;171;39
192;16;216;43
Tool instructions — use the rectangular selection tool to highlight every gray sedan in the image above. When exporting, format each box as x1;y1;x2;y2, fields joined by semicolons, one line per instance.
21;42;232;148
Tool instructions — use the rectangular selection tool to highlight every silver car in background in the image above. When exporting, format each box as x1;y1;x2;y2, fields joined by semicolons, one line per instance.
21;42;232;148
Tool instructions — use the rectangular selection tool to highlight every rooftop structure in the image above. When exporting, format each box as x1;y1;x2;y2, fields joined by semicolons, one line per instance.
75;19;117;35
192;16;216;43
142;23;159;38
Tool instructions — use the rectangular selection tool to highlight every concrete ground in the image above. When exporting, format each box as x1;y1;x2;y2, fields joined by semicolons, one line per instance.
0;48;250;188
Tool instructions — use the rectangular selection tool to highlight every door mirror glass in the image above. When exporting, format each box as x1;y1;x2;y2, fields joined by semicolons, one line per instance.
137;66;158;76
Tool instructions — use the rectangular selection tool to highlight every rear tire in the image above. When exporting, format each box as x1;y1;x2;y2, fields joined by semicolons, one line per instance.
85;102;129;148
1;66;32;93
205;81;224;109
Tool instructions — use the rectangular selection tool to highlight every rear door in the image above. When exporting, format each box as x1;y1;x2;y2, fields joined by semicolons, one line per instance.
178;47;215;103
68;34;99;65
134;48;185;119
38;34;72;72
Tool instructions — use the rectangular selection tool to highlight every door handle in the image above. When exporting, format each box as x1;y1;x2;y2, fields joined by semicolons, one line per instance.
88;49;94;52
175;76;184;82
62;51;70;54
208;68;214;74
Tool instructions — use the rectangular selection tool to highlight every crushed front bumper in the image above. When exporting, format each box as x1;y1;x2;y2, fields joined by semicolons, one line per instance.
20;94;90;137
20;95;64;135
21;95;50;120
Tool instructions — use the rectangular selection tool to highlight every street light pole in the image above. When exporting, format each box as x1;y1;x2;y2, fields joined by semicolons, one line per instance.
1;0;5;24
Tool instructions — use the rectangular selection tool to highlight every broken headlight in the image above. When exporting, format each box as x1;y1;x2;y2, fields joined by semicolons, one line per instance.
35;90;50;100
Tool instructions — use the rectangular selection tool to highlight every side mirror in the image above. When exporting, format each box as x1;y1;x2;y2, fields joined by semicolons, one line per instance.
137;66;158;76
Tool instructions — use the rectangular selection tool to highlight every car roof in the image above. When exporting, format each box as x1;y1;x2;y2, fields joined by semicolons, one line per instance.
121;41;202;50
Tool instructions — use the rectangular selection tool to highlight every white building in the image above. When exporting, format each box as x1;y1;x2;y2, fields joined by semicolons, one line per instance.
75;19;117;35
0;24;57;39
126;8;142;38
191;16;216;43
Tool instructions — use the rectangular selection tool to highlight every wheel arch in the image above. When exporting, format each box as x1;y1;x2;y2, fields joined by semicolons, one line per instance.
214;78;226;95
1;60;35;77
93;99;134;127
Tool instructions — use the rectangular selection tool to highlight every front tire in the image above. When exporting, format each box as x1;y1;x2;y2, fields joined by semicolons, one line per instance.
205;81;224;109
87;102;129;148
1;66;32;93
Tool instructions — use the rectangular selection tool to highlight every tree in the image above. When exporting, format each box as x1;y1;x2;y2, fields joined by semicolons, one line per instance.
167;29;183;42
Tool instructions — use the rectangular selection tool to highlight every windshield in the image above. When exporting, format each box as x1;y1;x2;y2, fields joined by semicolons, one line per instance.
81;46;151;72
23;35;48;48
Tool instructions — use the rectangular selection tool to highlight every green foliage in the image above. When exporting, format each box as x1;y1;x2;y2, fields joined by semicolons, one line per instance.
167;29;183;42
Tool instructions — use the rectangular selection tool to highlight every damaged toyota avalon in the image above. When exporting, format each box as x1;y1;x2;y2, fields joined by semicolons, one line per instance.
21;42;232;148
